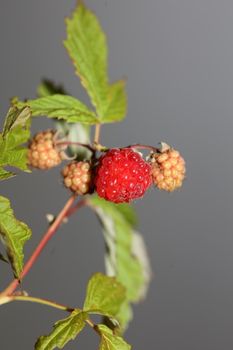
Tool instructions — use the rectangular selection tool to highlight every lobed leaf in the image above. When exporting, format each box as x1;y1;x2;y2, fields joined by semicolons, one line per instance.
2;105;31;137
64;3;108;117
35;309;87;350
64;3;127;123
16;94;98;124
101;80;127;123
83;272;126;318
98;325;131;350
0;106;31;179
0;196;31;278
36;78;92;160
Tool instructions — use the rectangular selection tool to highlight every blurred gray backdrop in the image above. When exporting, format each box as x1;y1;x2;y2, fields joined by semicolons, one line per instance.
1;0;233;349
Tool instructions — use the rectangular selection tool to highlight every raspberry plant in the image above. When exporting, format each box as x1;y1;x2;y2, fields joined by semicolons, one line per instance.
0;2;186;349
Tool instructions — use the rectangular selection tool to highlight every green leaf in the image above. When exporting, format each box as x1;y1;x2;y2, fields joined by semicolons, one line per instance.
64;3;108;117
131;231;152;300
0;106;31;180
0;168;15;181
64;3;127;123
83;272;126;318
35;309;87;350
37;79;92;160
114;301;133;333
16;95;98;124
37;79;67;97
101;80;127;123
0;196;32;278
88;196;151;331
98;325;131;350
113;202;138;228
0;127;30;174
2;105;31;137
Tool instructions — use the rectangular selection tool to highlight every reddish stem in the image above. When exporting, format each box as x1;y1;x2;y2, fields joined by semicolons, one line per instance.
1;195;77;297
65;199;86;218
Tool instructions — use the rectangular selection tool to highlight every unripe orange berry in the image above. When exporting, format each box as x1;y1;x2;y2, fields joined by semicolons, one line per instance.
62;161;92;195
151;147;186;192
28;130;62;170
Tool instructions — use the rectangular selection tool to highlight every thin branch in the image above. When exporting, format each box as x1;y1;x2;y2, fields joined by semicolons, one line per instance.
0;293;100;335
0;295;74;312
86;318;101;335
94;124;101;145
65;199;87;219
0;195;77;297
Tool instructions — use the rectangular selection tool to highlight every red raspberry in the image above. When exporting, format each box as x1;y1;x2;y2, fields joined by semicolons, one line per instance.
62;161;92;195
151;147;186;192
94;148;152;203
28;130;62;170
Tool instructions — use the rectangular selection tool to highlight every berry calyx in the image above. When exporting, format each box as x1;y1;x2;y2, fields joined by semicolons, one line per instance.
151;145;186;192
94;148;152;203
62;161;92;195
28;130;62;170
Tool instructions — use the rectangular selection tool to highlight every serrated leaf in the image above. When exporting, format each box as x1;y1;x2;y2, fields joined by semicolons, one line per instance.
35;309;87;350
101;80;127;123
16;95;98;124
64;3;108;117
64;3;127;123
88;196;151;331
0;127;30;173
98;325;131;350
37;79;92;160
37;79;67;98
2;106;31;137
0;106;31;180
0;196;32;278
83;273;126;318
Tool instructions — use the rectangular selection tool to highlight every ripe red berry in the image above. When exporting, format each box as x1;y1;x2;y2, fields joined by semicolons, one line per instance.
151;147;186;192
62;161;92;195
94;148;152;203
28;130;62;170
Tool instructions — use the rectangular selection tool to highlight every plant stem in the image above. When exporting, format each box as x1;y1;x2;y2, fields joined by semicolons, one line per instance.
86;318;101;335
86;318;95;328
65;199;86;219
94;124;101;145
0;295;74;312
0;293;99;334
0;195;77;297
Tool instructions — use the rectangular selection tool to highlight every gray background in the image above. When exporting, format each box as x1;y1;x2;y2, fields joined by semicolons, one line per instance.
0;0;233;349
